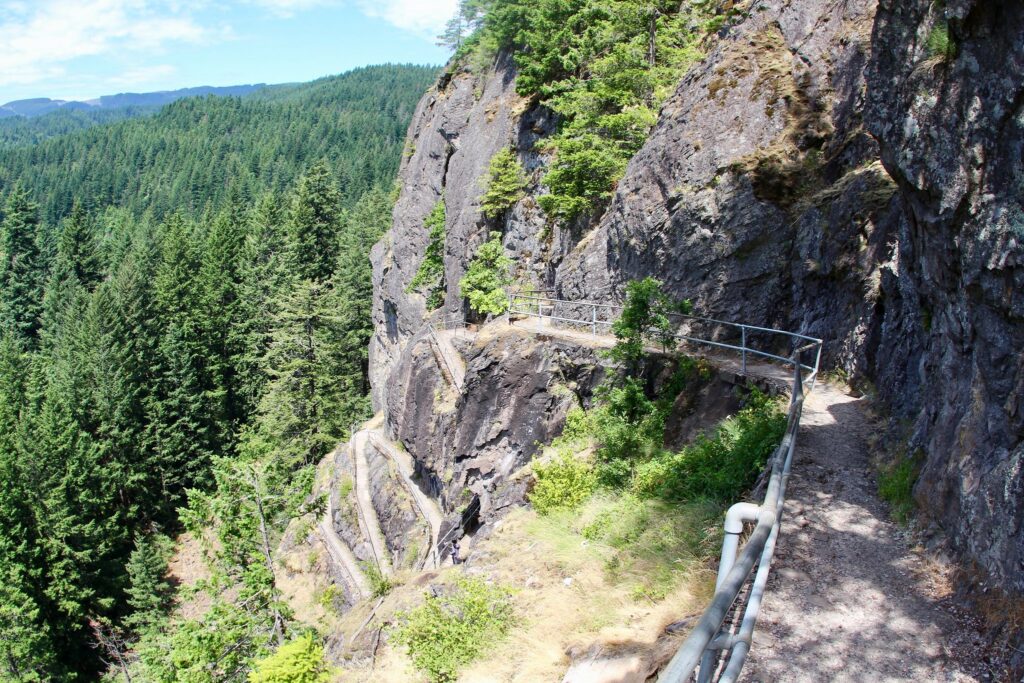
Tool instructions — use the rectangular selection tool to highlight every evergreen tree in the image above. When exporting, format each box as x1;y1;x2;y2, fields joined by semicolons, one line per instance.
0;186;44;347
286;163;342;283
124;534;173;634
234;193;289;420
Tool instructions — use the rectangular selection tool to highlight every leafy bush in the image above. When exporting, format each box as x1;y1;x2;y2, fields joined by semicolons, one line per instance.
392;576;513;682
607;277;692;368
407;199;446;309
480;148;527;219
248;633;333;683
878;454;919;525
530;452;597;514
458;231;512;315
364;563;393;598
630;390;786;502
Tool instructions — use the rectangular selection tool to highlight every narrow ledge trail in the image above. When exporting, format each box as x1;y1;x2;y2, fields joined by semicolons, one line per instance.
505;317;982;681
351;431;394;577
741;383;979;682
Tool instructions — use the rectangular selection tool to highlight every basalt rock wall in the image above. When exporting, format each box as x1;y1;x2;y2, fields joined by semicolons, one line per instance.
369;0;1023;595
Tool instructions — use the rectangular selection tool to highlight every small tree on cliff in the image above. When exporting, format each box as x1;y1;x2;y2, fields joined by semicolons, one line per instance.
459;231;512;316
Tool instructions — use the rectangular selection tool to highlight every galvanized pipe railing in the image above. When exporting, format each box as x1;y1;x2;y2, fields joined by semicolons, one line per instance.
660;362;804;682
504;291;819;681
507;293;822;388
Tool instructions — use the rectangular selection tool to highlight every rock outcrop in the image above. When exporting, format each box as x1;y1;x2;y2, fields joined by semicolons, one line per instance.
368;0;1022;608
865;0;1024;595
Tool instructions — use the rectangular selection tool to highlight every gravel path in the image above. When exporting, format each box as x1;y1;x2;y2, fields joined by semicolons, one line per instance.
741;384;978;682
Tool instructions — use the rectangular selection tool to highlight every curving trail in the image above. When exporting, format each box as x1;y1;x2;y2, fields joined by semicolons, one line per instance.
367;429;443;565
506;316;978;681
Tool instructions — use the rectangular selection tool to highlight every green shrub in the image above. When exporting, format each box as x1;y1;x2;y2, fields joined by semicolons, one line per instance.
407;199;446;309
530;452;597;514
392;577;513;682
458;230;512;315
878;454;919;525
606;277;692;369
480;148;527;219
248;633;333;683
630;390;786;502
364;563;393;598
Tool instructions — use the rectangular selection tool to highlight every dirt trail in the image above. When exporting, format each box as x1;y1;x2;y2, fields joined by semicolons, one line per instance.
351;432;394;577
367;429;444;556
741;384;977;682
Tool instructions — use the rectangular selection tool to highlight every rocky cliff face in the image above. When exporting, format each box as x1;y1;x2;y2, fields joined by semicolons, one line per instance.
369;0;1022;600
383;327;602;523
865;0;1024;595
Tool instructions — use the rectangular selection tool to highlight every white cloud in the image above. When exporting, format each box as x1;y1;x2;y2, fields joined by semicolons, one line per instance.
110;63;177;86
354;0;457;37
0;0;207;87
245;0;332;18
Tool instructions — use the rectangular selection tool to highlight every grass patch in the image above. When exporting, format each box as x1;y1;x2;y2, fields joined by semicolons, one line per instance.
391;576;514;682
878;453;920;525
528;493;721;604
926;23;955;61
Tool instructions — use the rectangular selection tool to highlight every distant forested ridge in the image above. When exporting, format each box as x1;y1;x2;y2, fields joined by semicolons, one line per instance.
0;64;437;223
0;63;436;680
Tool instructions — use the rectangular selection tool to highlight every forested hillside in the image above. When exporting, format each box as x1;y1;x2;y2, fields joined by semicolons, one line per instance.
0;65;436;224
0;63;435;680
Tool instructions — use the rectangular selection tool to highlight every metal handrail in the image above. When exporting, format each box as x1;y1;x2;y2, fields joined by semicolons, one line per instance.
507;293;822;389
660;361;804;682
504;291;818;680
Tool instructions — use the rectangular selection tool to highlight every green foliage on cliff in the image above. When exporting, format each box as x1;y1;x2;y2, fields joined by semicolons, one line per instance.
480;148;528;219
631;390;786;501
444;0;712;220
926;23;955;61
393;577;514;682
459;231;513;315
608;276;692;369
530;452;597;514
408;198;447;309
530;278;784;515
248;633;334;683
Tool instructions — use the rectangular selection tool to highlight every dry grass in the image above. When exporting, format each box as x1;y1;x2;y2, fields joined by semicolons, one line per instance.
318;498;719;682
166;532;214;621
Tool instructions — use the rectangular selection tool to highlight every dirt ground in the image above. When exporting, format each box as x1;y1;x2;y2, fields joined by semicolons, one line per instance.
742;384;989;682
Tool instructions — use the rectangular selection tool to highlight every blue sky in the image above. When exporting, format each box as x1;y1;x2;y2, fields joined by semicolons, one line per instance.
0;0;456;103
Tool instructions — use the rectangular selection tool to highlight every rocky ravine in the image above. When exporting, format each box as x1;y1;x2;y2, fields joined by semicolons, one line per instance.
366;0;1022;669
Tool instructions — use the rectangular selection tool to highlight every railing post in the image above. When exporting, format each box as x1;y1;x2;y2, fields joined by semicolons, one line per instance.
811;342;822;393
741;325;747;376
591;304;597;335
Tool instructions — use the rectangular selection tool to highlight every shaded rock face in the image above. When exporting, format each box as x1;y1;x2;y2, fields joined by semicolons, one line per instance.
557;0;893;376
865;0;1024;594
369;0;1022;596
384;329;603;522
368;53;536;409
